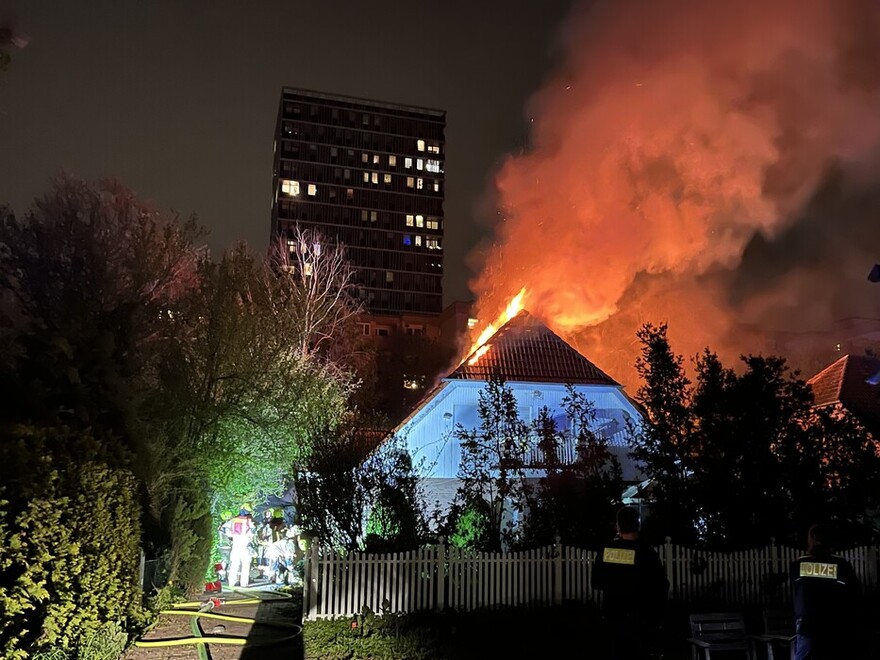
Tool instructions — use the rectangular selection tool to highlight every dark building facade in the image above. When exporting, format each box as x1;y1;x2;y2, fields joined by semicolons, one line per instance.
271;87;446;315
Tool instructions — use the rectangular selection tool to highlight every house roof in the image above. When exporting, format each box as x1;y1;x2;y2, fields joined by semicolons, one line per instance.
447;311;619;386
807;353;880;434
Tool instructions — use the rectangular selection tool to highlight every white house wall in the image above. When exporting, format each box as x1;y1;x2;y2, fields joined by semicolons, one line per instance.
394;379;645;485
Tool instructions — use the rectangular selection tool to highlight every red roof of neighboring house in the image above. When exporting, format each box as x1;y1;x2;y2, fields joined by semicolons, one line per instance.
807;354;880;434
448;311;619;386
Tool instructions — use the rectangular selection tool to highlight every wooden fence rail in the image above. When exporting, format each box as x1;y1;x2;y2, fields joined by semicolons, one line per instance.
303;540;880;620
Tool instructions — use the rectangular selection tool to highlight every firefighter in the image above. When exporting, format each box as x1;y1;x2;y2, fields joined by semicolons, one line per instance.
222;508;255;588
592;506;669;660
790;523;864;659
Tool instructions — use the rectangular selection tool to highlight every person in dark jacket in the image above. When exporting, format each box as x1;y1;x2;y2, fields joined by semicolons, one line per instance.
790;523;863;659
592;506;669;660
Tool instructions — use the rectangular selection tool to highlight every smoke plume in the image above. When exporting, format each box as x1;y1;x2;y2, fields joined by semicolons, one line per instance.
470;0;880;389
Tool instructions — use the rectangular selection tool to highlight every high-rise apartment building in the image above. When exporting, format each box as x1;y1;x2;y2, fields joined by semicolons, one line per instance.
271;87;446;315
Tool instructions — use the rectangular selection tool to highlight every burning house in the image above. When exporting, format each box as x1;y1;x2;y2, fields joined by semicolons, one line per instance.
387;308;645;515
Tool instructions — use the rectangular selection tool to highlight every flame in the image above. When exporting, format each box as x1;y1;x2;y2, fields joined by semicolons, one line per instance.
468;0;880;389
468;344;491;365
461;287;527;366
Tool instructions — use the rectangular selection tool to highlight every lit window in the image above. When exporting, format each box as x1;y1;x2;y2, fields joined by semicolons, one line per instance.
307;184;317;196
384;174;392;184
370;211;377;222
362;153;369;163
417;139;425;151
415;236;422;246
427;238;441;250
433;180;440;192
406;177;415;188
363;172;370;183
371;172;379;184
416;214;424;228
403;378;420;390
405;157;413;169
303;262;313;276
403;234;412;245
386;271;394;283
406;214;414;227
427;217;439;230
468;317;479;329
344;169;351;180
426;159;440;173
282;180;300;196
373;154;380;164
361;210;368;221
417;178;424;190
428;144;440;154
389;155;397;167
287;239;296;252
346;188;354;199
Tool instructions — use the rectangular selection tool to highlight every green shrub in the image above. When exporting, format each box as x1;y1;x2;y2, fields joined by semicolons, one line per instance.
0;426;147;658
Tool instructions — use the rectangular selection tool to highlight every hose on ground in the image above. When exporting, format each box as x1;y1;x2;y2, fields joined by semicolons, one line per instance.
133;586;302;653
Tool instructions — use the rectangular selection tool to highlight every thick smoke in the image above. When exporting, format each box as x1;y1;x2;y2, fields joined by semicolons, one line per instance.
471;0;880;389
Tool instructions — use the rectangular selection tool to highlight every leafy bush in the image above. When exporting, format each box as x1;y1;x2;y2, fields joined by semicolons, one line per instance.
0;426;147;658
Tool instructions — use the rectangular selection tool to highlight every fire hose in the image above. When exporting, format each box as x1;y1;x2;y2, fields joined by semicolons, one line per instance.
133;586;301;658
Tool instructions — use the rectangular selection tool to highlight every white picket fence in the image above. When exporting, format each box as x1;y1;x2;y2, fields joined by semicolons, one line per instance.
303;539;880;620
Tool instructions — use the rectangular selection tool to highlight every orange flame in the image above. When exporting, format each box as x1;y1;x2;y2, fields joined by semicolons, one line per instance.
462;287;527;366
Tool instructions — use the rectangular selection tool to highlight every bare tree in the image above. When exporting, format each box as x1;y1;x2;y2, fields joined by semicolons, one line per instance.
267;227;362;356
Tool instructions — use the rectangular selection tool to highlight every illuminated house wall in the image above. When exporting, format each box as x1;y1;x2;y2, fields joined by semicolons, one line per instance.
271;87;446;315
388;312;646;512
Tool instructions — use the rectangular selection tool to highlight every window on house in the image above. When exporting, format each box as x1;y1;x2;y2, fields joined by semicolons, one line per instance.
417;178;424;190
403;234;412;246
370;211;377;222
307;184;317;196
373;154;380;164
416;158;423;171
417;139;425;151
344;168;351;180
426;159;440;173
415;215;424;228
363;172;370;183
281;180;300;196
361;210;368;221
427;217;439;230
361;323;370;335
415;235;422;246
389;155;397;167
375;327;389;336
433;180;440;192
346;188;354;199
406;214;414;226
384;174;392;184
362;153;369;163
386;271;394;283
427;238;441;250
371;172;379;184
330;147;338;158
405;157;413;169
406;177;415;188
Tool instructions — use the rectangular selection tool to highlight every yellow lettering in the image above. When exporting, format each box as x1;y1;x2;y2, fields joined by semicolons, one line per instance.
799;562;838;579
603;548;636;565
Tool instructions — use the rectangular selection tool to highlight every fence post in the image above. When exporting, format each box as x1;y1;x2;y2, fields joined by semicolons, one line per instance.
663;537;674;600
304;538;319;620
437;536;446;612
553;535;563;606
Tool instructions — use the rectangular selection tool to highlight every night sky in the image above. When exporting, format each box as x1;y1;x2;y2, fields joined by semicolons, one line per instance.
0;0;574;307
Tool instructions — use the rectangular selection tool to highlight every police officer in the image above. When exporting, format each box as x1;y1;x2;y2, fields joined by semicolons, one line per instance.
592;506;669;660
790;523;863;659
